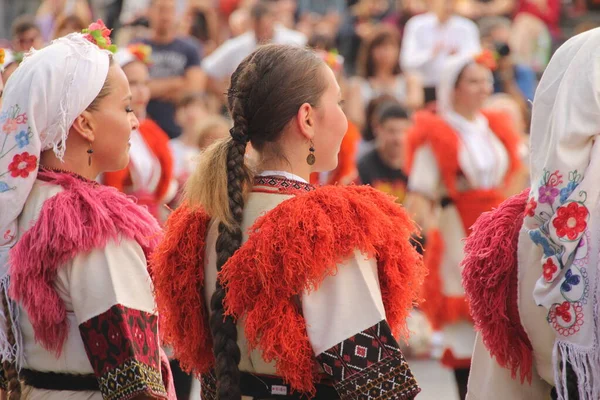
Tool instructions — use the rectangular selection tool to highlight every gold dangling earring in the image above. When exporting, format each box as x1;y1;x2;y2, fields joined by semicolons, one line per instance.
87;142;94;166
306;140;316;166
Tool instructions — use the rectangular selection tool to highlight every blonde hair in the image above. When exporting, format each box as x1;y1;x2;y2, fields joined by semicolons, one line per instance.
184;137;252;227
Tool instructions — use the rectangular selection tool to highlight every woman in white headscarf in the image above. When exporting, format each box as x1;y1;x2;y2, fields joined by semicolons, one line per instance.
0;22;174;399
403;50;522;399
463;27;600;400
103;44;176;223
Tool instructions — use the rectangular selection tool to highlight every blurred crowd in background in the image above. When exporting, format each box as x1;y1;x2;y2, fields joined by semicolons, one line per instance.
1;0;600;212
2;0;600;398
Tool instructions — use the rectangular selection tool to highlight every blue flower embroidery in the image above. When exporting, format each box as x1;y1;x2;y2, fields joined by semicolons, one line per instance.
560;181;578;204
561;269;581;292
0;111;8;123
15;130;29;148
530;230;556;257
0;182;10;193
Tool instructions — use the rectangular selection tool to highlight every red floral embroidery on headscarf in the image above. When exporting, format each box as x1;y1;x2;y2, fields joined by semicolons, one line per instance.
8;152;37;178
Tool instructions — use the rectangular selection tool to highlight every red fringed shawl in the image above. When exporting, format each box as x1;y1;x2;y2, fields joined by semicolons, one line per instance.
152;185;425;395
461;188;533;382
150;205;213;374
9;170;162;355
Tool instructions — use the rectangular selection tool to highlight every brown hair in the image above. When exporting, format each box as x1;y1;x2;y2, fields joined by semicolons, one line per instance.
358;26;402;78
87;56;115;111
11;15;40;38
184;44;328;398
53;14;87;40
2;293;20;400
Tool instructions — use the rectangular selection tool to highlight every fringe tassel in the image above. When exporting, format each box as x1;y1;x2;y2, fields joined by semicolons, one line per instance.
0;275;23;369
553;340;600;400
553;265;600;400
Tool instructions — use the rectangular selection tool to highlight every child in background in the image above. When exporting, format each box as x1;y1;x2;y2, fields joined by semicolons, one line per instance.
170;105;230;205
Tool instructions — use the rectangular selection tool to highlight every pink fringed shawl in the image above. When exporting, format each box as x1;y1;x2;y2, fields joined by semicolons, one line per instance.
9;170;161;355
462;188;533;382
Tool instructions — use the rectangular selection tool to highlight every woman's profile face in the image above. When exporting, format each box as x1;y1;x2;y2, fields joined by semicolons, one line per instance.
453;63;493;113
89;64;139;172
311;66;348;173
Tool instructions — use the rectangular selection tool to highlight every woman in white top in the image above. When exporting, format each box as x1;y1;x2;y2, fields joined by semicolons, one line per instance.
0;23;174;399
404;50;521;399
152;44;425;400
463;27;600;400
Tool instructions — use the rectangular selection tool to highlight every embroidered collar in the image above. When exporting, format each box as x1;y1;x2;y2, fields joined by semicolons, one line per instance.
37;166;98;186
253;175;315;195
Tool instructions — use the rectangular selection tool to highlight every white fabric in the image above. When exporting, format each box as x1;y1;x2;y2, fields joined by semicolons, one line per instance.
17;180;155;399
201;25;307;79
359;76;407;106
400;13;480;87
303;249;385;355
128;129;161;194
169;138;199;182
521;28;600;399
0;33;110;365
114;47;136;68
467;334;553;400
445;113;498;189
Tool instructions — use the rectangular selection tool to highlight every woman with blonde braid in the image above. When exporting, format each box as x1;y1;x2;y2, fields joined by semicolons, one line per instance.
152;44;426;399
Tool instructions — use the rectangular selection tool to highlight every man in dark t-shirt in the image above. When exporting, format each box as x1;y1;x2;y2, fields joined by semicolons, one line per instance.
358;103;411;204
143;0;204;139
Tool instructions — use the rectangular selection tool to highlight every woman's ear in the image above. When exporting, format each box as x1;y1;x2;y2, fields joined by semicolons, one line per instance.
295;102;315;141
70;110;96;142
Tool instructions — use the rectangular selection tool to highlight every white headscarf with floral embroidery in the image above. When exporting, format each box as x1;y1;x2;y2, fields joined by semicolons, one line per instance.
524;28;600;399
0;32;110;365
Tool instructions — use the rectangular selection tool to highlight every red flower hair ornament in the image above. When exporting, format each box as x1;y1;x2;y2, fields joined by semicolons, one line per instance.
82;20;117;53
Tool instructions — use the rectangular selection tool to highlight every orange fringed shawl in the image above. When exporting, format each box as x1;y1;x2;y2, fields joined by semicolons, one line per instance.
150;205;213;374
151;185;425;395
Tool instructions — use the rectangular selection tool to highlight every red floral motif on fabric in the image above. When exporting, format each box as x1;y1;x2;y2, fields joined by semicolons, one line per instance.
556;302;572;323
525;197;537;217
79;304;167;400
8;152;37;178
15;113;27;125
553;202;589;240
543;258;558;282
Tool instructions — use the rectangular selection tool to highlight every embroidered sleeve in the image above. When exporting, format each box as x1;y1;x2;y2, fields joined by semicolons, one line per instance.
68;238;168;400
317;321;419;400
79;305;167;400
302;252;420;399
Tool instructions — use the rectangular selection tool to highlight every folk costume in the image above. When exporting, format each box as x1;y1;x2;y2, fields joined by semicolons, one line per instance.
404;53;521;371
103;45;176;223
151;170;426;399
463;28;600;400
0;31;174;399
